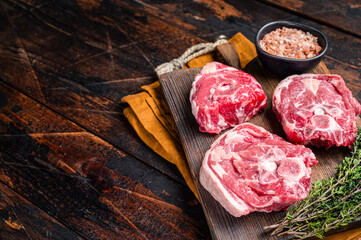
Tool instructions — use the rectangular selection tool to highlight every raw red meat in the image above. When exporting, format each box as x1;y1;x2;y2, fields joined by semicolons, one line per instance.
199;123;317;217
273;74;361;148
190;62;267;134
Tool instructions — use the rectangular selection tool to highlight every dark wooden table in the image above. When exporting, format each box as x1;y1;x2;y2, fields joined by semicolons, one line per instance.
0;1;360;239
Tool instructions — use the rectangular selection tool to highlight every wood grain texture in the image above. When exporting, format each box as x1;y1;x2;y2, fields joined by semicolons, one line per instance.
0;185;30;240
159;60;361;240
216;43;241;69
0;0;194;185
0;81;209;239
259;0;361;37
0;183;82;240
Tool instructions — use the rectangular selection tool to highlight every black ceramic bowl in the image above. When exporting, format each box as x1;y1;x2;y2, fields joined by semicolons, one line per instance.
255;21;328;76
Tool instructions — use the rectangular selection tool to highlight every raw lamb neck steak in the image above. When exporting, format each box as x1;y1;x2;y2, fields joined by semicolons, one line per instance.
190;62;267;134
200;123;317;217
273;74;361;148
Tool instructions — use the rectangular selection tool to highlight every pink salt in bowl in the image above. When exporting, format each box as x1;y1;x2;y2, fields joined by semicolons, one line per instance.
255;21;328;76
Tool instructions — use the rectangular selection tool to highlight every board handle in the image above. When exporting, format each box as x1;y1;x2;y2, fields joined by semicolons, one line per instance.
216;43;241;69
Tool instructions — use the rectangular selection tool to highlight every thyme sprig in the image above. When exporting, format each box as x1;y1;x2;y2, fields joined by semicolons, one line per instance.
264;128;361;239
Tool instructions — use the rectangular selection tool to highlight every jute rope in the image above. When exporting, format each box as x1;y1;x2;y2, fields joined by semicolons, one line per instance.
155;39;228;75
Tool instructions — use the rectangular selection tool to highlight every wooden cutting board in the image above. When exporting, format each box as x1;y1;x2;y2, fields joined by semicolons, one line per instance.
159;52;361;239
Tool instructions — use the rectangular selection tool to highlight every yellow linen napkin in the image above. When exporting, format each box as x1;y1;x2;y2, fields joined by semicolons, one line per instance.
121;33;256;199
122;87;195;197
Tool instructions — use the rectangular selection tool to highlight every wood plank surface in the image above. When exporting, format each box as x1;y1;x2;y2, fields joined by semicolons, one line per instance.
0;183;83;240
259;0;361;37
159;60;361;239
0;81;209;239
0;185;30;240
0;0;196;185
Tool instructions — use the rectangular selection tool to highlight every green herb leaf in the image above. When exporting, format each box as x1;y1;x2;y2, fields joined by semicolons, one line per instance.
265;128;361;239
